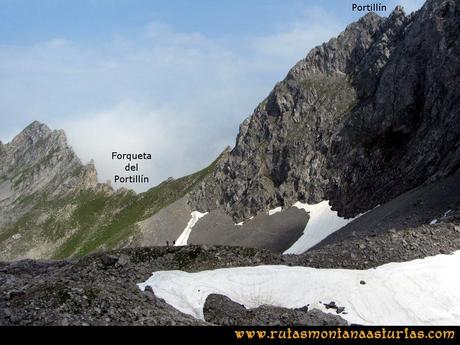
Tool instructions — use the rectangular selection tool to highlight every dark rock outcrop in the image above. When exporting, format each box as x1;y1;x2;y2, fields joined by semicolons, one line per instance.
314;172;460;249
190;0;460;221
203;294;348;326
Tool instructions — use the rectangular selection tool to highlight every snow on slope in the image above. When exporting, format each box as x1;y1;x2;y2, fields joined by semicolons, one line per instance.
268;206;282;216
283;201;357;254
174;211;208;246
138;251;460;325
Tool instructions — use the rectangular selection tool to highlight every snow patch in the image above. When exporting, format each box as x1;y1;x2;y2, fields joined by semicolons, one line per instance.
268;206;282;216
138;251;460;325
174;211;208;246
283;201;358;254
236;216;254;226
430;210;453;225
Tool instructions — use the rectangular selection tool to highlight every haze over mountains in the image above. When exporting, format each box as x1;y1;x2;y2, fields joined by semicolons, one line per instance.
3;0;458;260
0;0;459;326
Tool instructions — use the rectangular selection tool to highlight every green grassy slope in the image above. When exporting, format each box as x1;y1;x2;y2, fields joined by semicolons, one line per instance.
54;156;219;258
0;155;220;260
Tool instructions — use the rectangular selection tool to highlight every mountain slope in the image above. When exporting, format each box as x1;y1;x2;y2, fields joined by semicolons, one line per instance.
53;154;220;259
189;0;460;222
0;123;221;260
2;0;459;260
0;121;100;227
1;0;460;327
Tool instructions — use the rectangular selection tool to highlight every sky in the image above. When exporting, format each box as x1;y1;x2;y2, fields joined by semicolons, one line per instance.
0;0;425;192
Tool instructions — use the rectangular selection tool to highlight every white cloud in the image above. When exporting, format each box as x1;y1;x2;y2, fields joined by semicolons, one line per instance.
250;7;343;65
61;101;231;192
0;8;345;192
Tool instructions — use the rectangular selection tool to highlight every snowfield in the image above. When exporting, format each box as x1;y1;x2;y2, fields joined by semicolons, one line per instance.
268;206;282;216
138;251;460;325
284;201;358;254
174;211;208;246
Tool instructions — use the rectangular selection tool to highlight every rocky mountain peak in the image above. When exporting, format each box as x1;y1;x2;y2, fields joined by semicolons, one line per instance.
0;122;105;230
4;121;70;161
24;120;50;132
10;121;52;146
392;5;405;15
357;11;383;25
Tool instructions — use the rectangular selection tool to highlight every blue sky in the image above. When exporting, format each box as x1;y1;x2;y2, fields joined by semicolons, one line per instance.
0;0;425;191
0;0;411;43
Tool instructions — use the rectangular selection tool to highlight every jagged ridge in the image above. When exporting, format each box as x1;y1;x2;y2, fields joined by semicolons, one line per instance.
0;122;221;260
189;0;460;221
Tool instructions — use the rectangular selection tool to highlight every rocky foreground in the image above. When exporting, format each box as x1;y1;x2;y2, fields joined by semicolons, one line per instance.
1;217;459;326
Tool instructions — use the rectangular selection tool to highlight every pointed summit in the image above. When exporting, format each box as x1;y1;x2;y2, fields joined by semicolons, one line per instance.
387;5;407;22
26;120;44;128
23;120;50;133
359;11;382;24
393;5;405;14
1;121;100;199
9;121;52;147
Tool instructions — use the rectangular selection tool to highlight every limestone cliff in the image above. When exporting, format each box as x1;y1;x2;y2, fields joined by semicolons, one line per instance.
189;0;460;221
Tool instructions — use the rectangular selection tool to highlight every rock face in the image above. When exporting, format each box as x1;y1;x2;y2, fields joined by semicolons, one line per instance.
0;122;113;259
0;121;99;228
190;0;460;221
